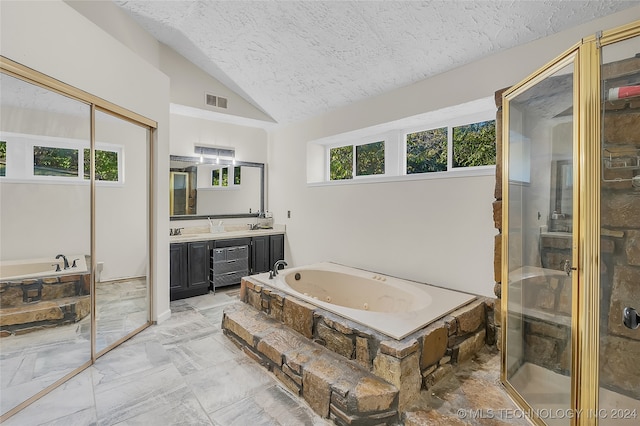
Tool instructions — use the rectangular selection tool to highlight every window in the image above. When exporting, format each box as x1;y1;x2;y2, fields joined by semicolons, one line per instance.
406;127;447;174
356;141;385;176
405;120;495;175
452;120;496;168
211;166;240;188
308;96;496;185
0;132;124;184
330;145;353;180
34;146;79;177
330;141;385;180
83;149;119;181
0;141;6;177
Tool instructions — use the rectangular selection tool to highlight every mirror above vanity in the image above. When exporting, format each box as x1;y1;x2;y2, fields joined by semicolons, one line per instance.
169;155;264;220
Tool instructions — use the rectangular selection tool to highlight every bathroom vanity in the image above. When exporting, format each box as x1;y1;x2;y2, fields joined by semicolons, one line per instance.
169;229;285;300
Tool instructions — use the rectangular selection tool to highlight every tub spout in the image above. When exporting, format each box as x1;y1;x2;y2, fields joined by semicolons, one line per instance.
56;254;69;270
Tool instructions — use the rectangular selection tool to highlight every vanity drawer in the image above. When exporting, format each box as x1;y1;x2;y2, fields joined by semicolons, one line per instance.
212;258;248;275
213;248;226;263
226;245;248;261
212;245;249;263
213;270;247;287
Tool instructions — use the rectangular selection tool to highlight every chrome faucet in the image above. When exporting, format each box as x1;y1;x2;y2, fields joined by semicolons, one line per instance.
56;254;69;270
270;260;288;279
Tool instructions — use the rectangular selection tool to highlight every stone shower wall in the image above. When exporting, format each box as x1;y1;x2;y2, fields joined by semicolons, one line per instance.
492;87;509;351
599;55;640;399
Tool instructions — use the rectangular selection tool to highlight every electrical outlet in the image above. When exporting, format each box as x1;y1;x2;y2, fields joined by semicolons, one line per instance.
287;210;291;219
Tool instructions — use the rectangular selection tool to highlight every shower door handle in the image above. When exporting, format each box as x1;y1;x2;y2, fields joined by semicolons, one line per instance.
623;307;639;330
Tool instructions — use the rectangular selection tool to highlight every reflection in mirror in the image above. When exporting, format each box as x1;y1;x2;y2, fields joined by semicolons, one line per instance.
0;73;92;417
550;122;573;233
170;155;264;219
94;109;150;354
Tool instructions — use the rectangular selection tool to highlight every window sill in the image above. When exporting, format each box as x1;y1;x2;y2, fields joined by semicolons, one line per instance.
307;166;495;187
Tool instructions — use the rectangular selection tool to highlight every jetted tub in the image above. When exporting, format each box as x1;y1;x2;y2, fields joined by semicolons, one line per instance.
0;255;88;281
252;262;476;340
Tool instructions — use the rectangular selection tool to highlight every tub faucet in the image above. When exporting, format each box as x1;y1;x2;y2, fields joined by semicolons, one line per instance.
56;254;69;270
270;260;288;279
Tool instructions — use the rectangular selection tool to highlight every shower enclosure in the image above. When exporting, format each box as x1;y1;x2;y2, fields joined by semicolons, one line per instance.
502;21;640;426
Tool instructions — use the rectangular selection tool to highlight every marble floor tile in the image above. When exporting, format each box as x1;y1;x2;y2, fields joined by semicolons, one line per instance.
185;356;275;415
3;369;96;426
166;333;240;376
210;384;332;426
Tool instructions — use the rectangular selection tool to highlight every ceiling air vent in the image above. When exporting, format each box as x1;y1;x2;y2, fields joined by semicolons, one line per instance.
205;93;228;109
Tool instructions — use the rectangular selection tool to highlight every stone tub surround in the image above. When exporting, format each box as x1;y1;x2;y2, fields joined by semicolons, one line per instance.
0;273;91;336
223;302;400;425
230;276;496;418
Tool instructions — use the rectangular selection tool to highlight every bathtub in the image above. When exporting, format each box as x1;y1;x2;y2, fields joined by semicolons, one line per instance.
252;262;476;340
0;255;88;281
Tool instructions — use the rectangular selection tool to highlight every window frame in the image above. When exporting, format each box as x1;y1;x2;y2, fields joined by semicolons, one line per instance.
309;97;496;186
401;112;496;177
208;165;241;190
326;137;389;181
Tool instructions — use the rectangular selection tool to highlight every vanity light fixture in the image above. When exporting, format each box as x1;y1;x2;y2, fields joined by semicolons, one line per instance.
194;145;235;164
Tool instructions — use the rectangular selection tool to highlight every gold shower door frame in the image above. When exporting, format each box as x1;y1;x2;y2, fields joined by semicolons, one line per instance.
501;21;640;426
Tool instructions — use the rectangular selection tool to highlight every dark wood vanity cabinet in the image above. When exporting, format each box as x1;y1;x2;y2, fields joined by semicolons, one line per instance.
251;236;270;274
251;234;285;274
169;241;211;301
170;233;285;300
269;234;285;270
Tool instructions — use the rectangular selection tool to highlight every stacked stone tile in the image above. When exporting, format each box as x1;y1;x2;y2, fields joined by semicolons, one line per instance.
0;273;91;337
224;276;495;423
223;302;400;425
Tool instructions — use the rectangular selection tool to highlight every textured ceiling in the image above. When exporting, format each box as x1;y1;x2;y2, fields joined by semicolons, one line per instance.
114;1;639;124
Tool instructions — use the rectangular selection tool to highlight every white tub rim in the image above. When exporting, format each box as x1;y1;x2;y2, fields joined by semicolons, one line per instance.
251;261;476;340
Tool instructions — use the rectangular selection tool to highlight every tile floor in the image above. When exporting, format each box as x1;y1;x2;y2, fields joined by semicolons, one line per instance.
3;287;330;426
3;286;527;425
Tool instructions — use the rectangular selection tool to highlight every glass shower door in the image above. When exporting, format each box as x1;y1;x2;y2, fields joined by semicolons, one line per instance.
504;55;577;426
598;34;640;425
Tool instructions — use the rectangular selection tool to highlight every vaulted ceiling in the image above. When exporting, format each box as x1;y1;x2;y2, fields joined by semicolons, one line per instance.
114;1;639;124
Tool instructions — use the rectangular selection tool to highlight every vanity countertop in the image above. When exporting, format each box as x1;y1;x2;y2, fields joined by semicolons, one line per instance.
169;225;285;244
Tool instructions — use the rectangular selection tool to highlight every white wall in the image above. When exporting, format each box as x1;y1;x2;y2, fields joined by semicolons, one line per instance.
268;7;640;298
1;0;172;322
169;114;268;162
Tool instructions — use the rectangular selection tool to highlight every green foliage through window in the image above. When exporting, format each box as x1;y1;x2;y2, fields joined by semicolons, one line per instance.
330;145;353;180
452;120;496;167
0;141;6;177
212;167;233;186
406;127;448;174
33;146;79;177
83;149;119;181
234;166;241;185
222;168;229;187
356;141;385;176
